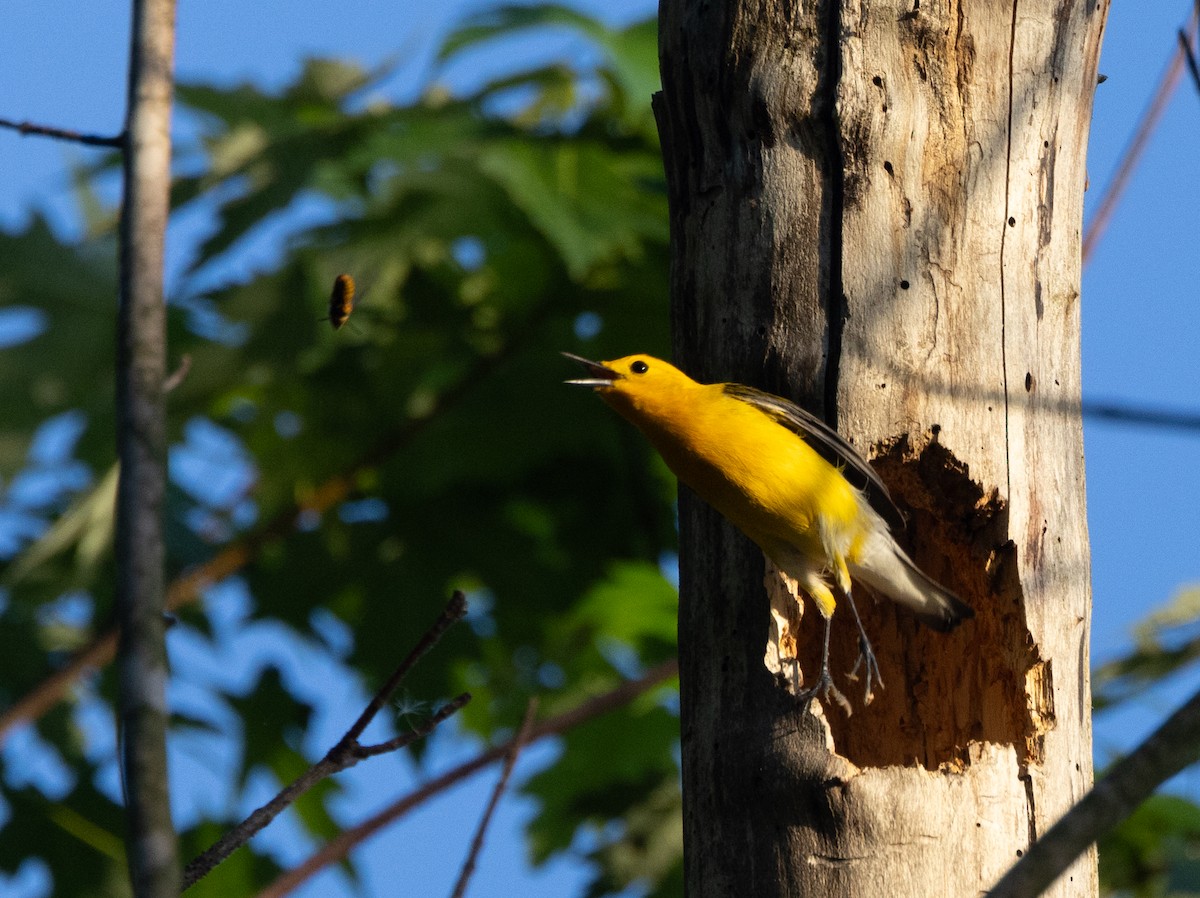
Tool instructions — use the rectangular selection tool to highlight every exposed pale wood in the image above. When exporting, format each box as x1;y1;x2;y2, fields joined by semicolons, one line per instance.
655;0;1106;895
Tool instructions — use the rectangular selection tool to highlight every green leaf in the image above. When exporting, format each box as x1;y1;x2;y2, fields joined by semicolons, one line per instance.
180;822;285;896
4;463;117;590
438;5;610;63
1100;793;1200;897
1095;585;1200;710
0;776;129;897
2;9;677;898
524;701;678;864
570;561;678;648
0;218;118;476
228;664;316;789
477;139;667;280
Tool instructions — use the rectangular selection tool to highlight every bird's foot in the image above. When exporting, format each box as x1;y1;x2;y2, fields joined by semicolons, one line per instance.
795;661;852;716
846;638;884;705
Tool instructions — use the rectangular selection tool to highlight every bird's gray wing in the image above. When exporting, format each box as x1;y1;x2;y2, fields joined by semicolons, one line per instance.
722;383;906;531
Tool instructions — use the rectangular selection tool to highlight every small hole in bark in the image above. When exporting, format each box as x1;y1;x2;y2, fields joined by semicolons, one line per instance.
884;160;894;175
873;75;883;86
900;279;910;289
1025;372;1033;392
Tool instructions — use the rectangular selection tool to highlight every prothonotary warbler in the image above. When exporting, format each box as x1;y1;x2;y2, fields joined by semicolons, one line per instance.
564;352;973;710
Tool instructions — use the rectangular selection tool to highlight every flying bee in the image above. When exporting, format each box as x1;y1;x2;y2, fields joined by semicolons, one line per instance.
321;273;356;330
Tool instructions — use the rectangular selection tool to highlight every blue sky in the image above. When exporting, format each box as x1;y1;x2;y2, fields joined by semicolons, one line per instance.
2;0;1200;895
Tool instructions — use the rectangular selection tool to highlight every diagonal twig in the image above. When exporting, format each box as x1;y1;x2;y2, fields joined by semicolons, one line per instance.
182;593;471;890
1082;5;1199;265
254;659;679;898
1181;28;1200;95
0;116;125;148
449;697;539;898
987;684;1200;898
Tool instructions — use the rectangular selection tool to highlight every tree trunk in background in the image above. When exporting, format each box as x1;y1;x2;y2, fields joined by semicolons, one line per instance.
654;1;1107;895
116;0;179;894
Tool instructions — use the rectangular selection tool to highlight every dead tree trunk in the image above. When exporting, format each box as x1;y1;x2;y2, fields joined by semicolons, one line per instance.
654;1;1107;895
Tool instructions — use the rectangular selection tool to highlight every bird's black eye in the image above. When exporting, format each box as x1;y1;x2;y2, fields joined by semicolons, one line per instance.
631;360;649;374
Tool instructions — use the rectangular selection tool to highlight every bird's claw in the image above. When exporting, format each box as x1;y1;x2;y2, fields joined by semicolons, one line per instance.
794;661;852;716
846;637;884;705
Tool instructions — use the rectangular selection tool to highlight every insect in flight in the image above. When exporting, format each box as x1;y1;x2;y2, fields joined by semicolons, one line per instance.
322;273;356;330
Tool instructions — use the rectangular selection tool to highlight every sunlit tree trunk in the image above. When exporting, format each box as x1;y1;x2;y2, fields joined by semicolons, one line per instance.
654;1;1107;894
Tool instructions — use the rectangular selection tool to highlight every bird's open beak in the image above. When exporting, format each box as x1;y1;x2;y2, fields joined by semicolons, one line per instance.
562;352;620;388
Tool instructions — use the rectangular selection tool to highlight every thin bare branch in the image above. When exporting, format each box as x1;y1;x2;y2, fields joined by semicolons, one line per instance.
988;685;1200;898
342;592;467;747
1081;398;1200;432
344;695;468;761
1083;8;1199;264
450;698;539;898
182;594;472;890
1181;29;1200;96
0;116;125;147
254;659;679;898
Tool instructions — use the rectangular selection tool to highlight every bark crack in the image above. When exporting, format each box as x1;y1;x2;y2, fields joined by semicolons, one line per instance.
1023;767;1039;846
999;0;1019;503
820;0;846;427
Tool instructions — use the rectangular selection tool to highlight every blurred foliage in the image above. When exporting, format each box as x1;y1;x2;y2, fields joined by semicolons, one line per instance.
1095;585;1200;711
1100;795;1200;897
0;5;681;897
1095;584;1200;897
8;2;1200;896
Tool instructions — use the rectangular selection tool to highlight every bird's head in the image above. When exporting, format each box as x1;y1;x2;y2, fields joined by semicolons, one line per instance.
562;352;698;419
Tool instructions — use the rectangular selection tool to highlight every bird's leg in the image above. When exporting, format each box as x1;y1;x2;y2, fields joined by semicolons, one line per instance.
795;615;852;715
843;588;884;704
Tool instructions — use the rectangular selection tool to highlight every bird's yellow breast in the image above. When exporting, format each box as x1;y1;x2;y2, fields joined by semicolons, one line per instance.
606;379;864;562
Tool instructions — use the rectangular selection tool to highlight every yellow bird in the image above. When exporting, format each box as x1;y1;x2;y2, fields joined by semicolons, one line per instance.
564;352;973;709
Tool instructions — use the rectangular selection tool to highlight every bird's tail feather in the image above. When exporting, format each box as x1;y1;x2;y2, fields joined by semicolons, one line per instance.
850;533;973;632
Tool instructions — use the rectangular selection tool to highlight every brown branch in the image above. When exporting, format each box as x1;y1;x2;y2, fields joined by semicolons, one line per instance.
254;659;679;898
182;594;471;890
0;116;125;148
988;684;1200;898
1082;8;1198;265
342;592;467;748
1182;28;1200;96
1081;398;1200;432
449;698;539;898
0;336;535;744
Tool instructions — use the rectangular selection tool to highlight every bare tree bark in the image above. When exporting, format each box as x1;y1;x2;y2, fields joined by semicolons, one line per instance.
115;0;179;895
655;1;1107;895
